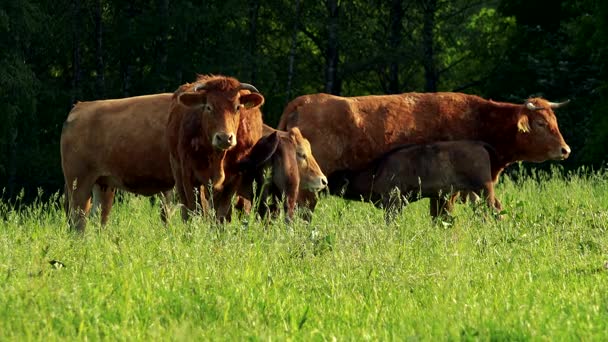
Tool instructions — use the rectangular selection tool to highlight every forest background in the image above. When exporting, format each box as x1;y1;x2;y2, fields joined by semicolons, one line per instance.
1;0;607;201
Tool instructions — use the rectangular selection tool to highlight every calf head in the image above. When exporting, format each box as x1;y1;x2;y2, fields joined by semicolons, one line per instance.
177;76;264;151
515;98;571;162
289;127;328;191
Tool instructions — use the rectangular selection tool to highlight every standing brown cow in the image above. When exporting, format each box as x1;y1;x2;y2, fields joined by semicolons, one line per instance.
237;127;328;220
61;94;175;231
166;75;264;222
328;140;502;221
278;92;571;215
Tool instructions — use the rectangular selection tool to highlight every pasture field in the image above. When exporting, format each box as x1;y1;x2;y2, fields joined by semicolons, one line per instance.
1;167;607;340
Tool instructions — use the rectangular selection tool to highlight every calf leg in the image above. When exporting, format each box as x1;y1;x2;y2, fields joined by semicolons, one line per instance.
429;196;453;220
383;194;404;224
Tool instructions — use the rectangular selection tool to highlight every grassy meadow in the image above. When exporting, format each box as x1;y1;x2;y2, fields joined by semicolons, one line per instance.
1;167;607;340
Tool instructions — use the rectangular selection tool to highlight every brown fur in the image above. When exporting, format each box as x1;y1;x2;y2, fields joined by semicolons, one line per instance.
278;92;571;213
238;126;327;220
61;93;176;231
166;75;265;222
328;140;503;221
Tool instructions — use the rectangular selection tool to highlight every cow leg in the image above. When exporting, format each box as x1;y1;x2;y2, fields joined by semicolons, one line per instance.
159;189;174;225
429;195;454;220
180;176;197;222
256;189;270;220
90;184;114;226
281;177;299;222
235;196;252;216
296;189;318;222
382;194;404;224
99;187;115;226
170;157;192;222
198;184;212;216
213;177;241;223
481;181;503;218
65;176;95;232
174;166;196;222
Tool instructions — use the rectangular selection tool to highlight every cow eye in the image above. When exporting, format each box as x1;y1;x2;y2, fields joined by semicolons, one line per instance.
235;104;243;112
297;151;307;159
535;120;548;128
204;104;212;112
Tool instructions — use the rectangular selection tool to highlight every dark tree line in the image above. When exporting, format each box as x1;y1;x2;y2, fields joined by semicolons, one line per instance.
0;0;606;200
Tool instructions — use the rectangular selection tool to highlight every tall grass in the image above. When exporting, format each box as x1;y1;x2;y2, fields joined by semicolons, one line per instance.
1;168;607;340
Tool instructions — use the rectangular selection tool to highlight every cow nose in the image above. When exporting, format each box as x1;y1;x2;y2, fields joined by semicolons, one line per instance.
226;133;235;146
320;176;328;188
561;145;571;158
213;132;236;150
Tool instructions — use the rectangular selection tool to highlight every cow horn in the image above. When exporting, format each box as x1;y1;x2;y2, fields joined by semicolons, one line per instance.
525;101;544;111
239;83;259;93
193;83;207;92
548;99;570;109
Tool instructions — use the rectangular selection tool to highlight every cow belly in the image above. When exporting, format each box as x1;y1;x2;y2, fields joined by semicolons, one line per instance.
97;175;174;196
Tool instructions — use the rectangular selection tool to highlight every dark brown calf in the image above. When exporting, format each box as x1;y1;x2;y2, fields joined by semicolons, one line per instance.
238;127;327;220
328;140;503;222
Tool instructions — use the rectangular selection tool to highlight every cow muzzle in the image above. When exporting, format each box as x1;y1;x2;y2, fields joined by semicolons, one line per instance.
559;144;571;160
304;175;328;192
212;132;236;150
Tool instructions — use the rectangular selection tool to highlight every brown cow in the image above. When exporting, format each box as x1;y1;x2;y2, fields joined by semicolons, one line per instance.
278;92;571;214
328;140;503;221
61;94;176;231
166;75;265;222
237;127;328;220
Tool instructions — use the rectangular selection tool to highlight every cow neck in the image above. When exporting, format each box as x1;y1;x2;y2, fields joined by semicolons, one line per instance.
225;109;264;174
477;100;521;169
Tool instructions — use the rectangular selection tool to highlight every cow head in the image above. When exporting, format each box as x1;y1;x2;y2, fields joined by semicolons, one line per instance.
177;78;264;151
514;98;571;162
289;127;328;191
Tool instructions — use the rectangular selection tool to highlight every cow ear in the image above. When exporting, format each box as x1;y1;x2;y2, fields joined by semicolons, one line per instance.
517;114;531;133
238;132;279;171
240;93;264;109
288;127;302;143
178;92;207;107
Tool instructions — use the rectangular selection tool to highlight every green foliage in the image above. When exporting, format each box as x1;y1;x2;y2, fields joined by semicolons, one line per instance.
1;170;608;339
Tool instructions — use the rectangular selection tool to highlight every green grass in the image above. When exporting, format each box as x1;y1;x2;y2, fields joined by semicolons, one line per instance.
1;167;608;340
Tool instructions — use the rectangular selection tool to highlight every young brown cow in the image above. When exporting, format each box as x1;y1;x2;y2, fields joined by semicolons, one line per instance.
238;127;328;220
328;140;503;222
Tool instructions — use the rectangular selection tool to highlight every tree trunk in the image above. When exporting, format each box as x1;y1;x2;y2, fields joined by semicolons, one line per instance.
6;125;18;198
248;0;260;83
94;0;105;99
324;0;340;95
286;0;301;103
156;0;169;91
422;0;439;92
387;0;404;94
71;0;82;104
122;3;136;97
